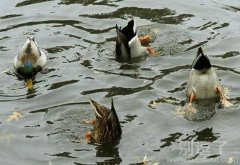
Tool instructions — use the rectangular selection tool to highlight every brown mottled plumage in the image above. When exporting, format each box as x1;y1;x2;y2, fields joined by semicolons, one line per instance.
88;99;122;143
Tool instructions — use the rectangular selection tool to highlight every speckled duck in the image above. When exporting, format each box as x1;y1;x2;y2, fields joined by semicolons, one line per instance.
86;99;122;143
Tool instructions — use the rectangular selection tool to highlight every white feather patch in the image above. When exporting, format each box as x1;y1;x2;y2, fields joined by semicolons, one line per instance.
128;35;147;58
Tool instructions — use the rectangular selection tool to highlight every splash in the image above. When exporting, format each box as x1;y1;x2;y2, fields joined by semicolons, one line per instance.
175;104;197;118
142;155;159;165
1;69;10;74
223;86;231;99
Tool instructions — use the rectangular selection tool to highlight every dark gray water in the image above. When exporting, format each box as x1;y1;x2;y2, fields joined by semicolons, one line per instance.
0;0;240;164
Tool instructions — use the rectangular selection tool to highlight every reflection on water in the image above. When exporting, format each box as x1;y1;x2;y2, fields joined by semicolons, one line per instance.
81;81;153;97
175;98;220;122
48;80;79;90
160;132;183;149
95;142;122;164
59;0;117;6
155;128;221;160
0;0;240;164
16;0;54;7
80;7;193;24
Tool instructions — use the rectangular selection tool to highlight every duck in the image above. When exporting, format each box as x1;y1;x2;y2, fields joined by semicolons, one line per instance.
85;99;122;143
115;19;154;63
13;37;47;89
186;47;232;107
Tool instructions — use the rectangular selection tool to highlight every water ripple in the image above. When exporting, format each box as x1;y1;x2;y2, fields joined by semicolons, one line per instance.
80;7;194;24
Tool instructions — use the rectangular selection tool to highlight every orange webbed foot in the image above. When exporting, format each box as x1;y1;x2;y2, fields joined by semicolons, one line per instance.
189;92;195;104
147;47;160;57
139;35;152;45
25;79;33;90
147;47;154;55
85;131;92;143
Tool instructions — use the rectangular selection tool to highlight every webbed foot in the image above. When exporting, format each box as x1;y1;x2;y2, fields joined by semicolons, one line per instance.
139;35;152;45
25;79;33;90
85;131;92;143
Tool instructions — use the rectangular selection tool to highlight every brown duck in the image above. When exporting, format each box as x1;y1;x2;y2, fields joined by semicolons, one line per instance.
86;99;122;143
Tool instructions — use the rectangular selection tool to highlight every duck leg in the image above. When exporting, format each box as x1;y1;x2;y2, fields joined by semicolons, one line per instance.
83;120;95;143
85;131;92;143
147;47;156;56
216;85;233;107
189;92;195;104
25;79;33;90
185;91;198;113
139;35;151;45
139;35;159;56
